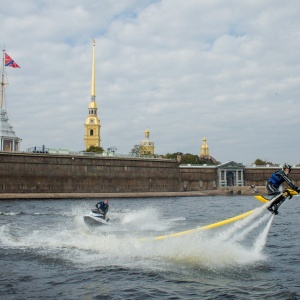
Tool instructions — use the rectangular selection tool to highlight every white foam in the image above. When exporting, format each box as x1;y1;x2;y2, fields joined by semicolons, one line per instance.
0;203;274;270
252;215;274;254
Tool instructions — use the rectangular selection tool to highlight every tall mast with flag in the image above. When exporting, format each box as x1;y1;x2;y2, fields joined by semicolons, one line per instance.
0;49;21;151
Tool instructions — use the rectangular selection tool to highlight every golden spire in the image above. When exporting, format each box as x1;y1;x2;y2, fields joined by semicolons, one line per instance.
145;128;150;139
200;137;210;157
84;39;101;149
91;38;96;100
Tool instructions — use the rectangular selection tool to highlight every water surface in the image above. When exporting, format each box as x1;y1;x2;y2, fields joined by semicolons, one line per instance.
1;196;299;299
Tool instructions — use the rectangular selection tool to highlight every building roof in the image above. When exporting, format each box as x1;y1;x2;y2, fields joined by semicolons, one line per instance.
0;108;19;139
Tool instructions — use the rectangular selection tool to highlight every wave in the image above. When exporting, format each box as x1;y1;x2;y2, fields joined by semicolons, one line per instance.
0;211;75;217
0;211;23;216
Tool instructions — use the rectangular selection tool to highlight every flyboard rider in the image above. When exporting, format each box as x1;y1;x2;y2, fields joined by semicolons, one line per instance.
95;199;110;221
266;163;300;214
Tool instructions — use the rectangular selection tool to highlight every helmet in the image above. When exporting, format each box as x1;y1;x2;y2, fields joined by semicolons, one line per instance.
282;163;292;174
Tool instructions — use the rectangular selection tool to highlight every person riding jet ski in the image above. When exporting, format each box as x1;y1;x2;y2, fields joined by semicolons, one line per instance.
95;199;109;220
266;163;300;214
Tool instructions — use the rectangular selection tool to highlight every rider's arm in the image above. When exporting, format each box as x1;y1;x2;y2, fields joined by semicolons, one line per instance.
279;171;298;190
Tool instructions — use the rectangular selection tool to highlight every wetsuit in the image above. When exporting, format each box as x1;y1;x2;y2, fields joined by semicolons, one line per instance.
95;201;109;216
266;169;300;213
266;169;298;195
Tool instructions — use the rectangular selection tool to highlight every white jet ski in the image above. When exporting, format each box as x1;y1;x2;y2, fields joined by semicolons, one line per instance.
83;209;110;226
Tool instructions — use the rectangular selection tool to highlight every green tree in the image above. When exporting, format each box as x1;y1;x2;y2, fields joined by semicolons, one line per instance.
199;157;220;165
129;144;141;157
254;158;266;165
181;153;200;164
86;145;104;153
163;152;219;165
253;158;279;166
163;152;183;160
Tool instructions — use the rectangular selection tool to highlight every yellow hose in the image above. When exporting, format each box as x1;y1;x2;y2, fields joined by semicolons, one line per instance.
141;209;254;241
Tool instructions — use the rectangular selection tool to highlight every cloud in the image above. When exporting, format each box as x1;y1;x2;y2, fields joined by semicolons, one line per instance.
1;0;300;165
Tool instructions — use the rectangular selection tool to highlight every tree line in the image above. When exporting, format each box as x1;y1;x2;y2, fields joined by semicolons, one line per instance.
87;145;297;166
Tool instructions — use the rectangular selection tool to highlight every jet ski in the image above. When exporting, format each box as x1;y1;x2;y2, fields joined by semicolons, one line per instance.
83;209;110;226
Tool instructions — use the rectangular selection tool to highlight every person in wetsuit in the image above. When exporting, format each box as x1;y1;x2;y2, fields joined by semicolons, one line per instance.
95;199;109;220
266;163;299;214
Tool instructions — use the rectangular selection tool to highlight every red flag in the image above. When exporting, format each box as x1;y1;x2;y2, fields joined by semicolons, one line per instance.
5;53;20;68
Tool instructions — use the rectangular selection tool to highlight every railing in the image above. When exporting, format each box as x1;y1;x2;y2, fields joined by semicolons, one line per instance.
179;164;215;168
20;147;170;160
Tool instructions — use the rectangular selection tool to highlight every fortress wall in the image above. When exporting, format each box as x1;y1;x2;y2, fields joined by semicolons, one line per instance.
243;167;300;187
179;166;300;191
179;167;218;190
243;168;276;186
0;153;181;193
1;152;299;195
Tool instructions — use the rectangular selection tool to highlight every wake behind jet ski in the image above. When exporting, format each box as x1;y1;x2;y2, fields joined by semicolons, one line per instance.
83;199;110;226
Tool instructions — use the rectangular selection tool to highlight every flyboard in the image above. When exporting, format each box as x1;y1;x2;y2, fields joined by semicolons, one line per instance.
141;188;299;241
83;209;110;226
254;188;298;214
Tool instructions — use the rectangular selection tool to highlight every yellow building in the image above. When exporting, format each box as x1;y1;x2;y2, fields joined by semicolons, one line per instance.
84;39;101;149
140;128;155;155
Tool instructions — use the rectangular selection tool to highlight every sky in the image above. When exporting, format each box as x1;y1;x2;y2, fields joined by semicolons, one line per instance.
1;0;300;166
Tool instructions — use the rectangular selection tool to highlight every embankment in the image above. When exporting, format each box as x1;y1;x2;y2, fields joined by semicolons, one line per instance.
0;186;266;199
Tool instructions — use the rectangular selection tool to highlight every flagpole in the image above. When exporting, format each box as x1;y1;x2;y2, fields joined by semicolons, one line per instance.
1;49;5;109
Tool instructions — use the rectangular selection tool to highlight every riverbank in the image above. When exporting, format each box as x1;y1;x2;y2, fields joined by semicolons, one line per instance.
0;186;265;199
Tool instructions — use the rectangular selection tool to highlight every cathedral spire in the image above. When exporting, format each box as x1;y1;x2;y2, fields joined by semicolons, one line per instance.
84;39;101;150
91;39;96;101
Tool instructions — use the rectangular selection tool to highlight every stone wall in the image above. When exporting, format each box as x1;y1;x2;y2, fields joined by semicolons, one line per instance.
1;152;299;195
179;166;300;191
0;152;181;193
244;167;300;188
179;167;217;191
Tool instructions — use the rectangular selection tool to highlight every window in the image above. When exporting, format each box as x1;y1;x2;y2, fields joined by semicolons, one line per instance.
221;170;225;180
90;129;94;136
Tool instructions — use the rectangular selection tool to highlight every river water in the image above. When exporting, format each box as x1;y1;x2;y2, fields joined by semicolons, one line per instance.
1;196;299;299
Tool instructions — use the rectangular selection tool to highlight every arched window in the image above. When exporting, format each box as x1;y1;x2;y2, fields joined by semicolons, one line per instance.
90;129;94;136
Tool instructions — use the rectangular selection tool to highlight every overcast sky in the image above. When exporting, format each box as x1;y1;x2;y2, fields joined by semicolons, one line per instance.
1;0;300;165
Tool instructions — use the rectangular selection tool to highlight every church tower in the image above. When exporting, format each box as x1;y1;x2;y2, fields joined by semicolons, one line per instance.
84;39;101;149
200;137;210;159
140;128;155;155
